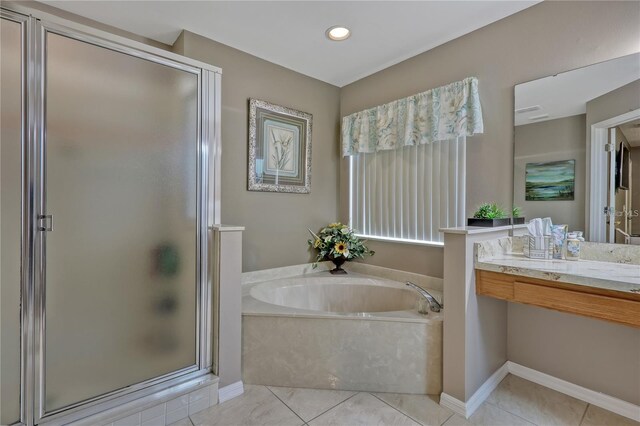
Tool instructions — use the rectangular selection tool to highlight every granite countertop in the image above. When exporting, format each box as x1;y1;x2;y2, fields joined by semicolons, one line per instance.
475;238;640;295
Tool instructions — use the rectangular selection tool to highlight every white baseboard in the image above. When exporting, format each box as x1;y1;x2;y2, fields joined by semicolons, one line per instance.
441;361;640;422
439;393;466;417
467;362;510;416
218;381;244;404
507;361;640;423
440;362;509;418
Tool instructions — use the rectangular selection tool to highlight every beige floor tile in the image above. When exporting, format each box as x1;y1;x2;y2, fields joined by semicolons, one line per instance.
268;386;356;422
189;385;303;426
442;414;473;426
308;392;420;426
470;403;534;426
372;392;454;426
442;403;534;426
486;375;588;426
580;405;640;426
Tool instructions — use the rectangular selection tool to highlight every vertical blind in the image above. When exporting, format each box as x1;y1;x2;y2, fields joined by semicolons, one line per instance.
350;137;466;243
344;77;482;243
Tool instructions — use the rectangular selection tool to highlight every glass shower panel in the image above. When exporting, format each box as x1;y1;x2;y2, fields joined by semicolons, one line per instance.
0;17;23;425
44;33;199;411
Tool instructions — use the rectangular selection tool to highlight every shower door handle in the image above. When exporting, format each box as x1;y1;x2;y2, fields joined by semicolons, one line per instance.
38;214;53;232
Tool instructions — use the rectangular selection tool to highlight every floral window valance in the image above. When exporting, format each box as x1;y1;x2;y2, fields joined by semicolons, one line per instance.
341;77;483;156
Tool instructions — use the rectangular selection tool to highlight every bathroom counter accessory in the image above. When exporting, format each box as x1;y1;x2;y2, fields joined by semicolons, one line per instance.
474;238;640;328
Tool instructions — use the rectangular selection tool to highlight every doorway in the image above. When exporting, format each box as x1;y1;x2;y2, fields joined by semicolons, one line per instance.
588;108;640;243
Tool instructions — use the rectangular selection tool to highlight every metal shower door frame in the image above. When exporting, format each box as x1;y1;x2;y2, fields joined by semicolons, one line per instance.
1;6;222;425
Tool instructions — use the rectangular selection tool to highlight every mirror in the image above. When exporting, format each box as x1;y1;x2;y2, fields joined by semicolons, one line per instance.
514;53;640;244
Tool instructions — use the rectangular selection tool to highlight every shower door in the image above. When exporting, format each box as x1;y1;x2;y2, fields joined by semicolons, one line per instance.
41;29;201;414
1;11;222;425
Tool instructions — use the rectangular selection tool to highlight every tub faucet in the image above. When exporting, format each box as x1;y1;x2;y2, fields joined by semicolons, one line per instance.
406;281;443;313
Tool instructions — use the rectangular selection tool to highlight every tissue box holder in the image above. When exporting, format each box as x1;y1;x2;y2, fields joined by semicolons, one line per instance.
523;235;552;259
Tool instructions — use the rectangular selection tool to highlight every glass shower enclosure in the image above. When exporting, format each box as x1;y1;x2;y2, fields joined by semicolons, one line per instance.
0;7;221;425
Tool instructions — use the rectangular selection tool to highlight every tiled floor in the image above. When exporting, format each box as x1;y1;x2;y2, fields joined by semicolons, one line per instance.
171;374;639;426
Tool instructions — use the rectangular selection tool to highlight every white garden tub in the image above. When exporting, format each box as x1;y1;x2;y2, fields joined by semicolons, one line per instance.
242;272;443;394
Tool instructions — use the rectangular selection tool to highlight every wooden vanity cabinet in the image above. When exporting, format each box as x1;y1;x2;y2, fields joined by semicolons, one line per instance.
475;270;640;328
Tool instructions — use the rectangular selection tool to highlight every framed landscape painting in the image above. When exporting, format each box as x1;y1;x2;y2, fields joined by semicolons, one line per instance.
525;159;575;201
248;99;312;193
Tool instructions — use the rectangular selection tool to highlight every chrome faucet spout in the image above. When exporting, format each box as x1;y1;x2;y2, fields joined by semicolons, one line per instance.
406;281;443;313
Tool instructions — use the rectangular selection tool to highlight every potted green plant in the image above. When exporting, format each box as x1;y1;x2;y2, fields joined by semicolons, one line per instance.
467;203;511;227
308;223;374;274
511;206;525;225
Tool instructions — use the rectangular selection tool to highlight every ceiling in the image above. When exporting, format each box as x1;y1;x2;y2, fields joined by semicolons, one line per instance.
515;53;640;126
41;1;539;87
620;119;640;148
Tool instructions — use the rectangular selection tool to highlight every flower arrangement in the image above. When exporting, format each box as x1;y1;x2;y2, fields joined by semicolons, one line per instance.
307;223;374;274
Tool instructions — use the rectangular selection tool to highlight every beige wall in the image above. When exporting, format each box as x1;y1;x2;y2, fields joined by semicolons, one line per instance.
508;304;640;404
340;0;640;405
514;115;586;232
339;1;640;277
353;240;443;278
586;80;640;127
173;31;341;273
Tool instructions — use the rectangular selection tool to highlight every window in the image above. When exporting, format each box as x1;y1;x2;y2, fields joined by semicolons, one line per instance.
349;138;466;244
342;77;482;244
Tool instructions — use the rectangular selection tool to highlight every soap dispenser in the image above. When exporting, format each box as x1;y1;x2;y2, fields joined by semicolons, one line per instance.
566;232;580;261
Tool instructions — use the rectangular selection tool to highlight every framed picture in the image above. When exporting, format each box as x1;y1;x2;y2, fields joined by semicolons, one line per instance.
525;159;575;201
248;99;312;193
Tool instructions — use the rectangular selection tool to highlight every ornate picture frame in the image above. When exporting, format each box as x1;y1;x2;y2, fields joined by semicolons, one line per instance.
248;99;312;193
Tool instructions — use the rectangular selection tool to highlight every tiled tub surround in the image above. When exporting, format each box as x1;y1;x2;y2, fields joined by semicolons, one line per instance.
106;384;217;426
72;377;219;426
475;237;640;294
242;265;443;395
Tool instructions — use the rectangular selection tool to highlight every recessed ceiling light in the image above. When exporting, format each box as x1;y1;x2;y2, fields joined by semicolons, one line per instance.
326;26;351;41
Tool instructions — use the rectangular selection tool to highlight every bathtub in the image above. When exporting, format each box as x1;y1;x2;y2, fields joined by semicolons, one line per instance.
242;272;443;394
